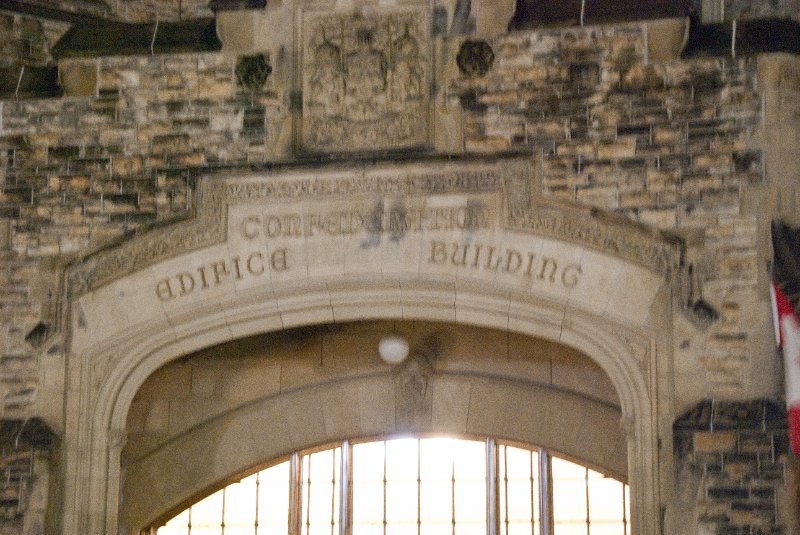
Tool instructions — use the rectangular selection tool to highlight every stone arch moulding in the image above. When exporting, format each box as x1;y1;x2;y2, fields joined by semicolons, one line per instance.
60;156;680;535
123;372;629;531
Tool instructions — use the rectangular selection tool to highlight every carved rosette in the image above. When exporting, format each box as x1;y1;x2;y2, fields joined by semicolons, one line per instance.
301;6;431;152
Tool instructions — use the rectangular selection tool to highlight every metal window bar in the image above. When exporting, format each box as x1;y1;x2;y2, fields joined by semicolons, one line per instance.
417;440;421;535
486;438;496;535
330;449;337;535
221;487;227;535
529;449;536;535
290;453;302;535
383;441;388;535
340;441;350;535
304;455;312;535
451;455;458;535
501;445;510;535
538;451;551;535
584;467;590;535
254;472;260;535
622;482;628;535
154;438;630;535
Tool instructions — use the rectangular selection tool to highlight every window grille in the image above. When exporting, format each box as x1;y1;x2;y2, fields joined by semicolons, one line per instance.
152;437;628;535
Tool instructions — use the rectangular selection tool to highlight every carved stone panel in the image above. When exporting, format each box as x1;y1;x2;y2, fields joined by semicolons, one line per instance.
301;6;431;152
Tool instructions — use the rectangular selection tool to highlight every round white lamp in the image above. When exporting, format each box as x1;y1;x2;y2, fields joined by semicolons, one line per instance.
378;335;410;364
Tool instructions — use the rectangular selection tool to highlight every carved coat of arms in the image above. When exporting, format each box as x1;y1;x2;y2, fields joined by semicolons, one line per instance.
302;7;430;152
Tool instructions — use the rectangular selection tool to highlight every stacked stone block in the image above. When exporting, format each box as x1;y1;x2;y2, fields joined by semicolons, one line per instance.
448;26;762;227
674;399;790;534
0;14;68;68
722;0;800;19
0;51;285;415
0;419;54;535
447;26;767;396
0;12;793;535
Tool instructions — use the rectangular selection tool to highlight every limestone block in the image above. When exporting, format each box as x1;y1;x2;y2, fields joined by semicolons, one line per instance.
693;431;737;453
465;136;510;152
644;18;690;62
58;60;98;97
216;10;257;52
433;104;464;153
474;0;515;37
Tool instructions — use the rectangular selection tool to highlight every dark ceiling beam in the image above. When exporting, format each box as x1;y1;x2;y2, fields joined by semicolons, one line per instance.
0;0;112;24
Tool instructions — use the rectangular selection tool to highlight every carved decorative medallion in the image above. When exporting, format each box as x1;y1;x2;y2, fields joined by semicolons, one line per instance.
301;6;430;152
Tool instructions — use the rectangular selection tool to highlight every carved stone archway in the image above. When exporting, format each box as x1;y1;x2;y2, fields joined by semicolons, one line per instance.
60;157;678;535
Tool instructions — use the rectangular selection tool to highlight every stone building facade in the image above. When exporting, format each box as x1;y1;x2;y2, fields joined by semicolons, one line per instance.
0;0;799;534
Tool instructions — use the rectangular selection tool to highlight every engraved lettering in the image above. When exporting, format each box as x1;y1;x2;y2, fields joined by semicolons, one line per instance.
485;247;502;272
241;216;261;240
155;279;175;301
247;252;265;275
504;249;522;273
197;266;209;289
425;240;584;290
538;257;557;283
232;256;243;280
271;249;288;271
211;260;229;286
451;243;468;266
472;245;482;268
525;252;536;277
429;240;447;264
177;273;195;296
266;216;282;238
562;264;582;288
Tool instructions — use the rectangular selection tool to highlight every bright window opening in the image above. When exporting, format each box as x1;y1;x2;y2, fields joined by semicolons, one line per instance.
152;437;628;535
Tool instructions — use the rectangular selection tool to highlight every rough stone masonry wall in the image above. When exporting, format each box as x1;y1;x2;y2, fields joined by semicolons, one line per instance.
446;25;772;403
0;51;288;422
673;399;795;535
0;20;790;535
0;14;69;68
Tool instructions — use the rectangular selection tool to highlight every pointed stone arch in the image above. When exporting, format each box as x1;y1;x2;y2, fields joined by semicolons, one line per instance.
60;157;679;535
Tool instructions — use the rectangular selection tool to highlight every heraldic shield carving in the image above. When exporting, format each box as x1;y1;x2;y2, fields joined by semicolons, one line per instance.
301;6;431;152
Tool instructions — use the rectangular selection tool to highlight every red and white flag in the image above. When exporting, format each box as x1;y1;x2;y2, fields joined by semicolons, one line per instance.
771;221;800;457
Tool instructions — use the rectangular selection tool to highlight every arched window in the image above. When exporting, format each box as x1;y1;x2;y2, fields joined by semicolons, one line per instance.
152;437;629;535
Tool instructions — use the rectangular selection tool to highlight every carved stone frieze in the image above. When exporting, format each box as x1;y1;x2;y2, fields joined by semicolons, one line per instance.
66;158;678;297
507;205;676;274
67;183;227;295
301;6;431;152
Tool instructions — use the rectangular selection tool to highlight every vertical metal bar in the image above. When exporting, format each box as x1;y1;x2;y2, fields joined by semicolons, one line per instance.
383;441;388;535
417;440;421;535
451;461;456;535
530;450;535;535
331;449;337;535
306;455;313;535
486;438;497;535
289;452;302;535
254;472;260;535
538;451;551;535
221;487;227;535
584;468;590;535
340;441;350;535
622;484;628;535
